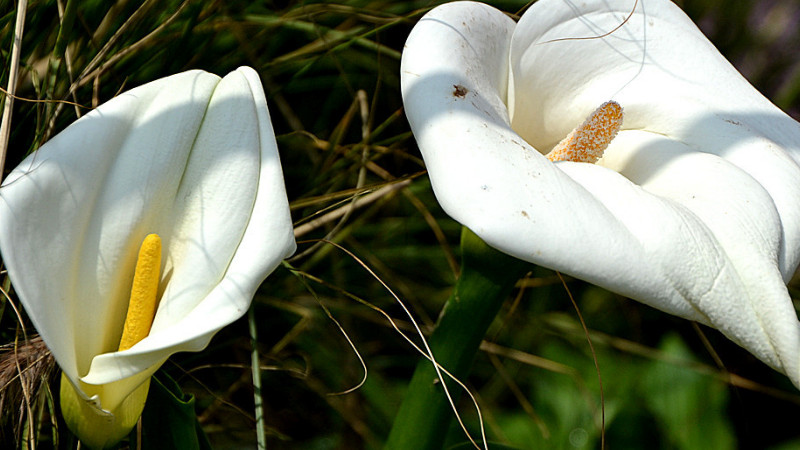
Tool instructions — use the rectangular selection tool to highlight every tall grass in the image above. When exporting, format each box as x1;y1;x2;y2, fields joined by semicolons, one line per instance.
1;1;800;448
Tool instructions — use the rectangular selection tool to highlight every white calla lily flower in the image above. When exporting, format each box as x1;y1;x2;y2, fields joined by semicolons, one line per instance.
0;67;296;447
401;0;800;387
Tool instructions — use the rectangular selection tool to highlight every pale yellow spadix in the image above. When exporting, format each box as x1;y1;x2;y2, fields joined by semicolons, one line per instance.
545;101;622;163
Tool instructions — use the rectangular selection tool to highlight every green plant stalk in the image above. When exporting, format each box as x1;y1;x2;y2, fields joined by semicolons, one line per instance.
54;0;77;58
249;306;267;450
385;227;529;449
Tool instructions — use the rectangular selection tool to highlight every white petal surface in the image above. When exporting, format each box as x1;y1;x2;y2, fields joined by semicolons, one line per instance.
402;1;800;386
510;0;800;280
402;1;703;318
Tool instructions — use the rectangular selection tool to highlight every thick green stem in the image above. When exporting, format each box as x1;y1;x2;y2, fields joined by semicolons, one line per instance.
385;227;529;449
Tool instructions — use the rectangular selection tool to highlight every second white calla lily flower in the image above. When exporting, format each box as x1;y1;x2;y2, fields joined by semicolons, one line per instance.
0;67;296;447
401;0;800;387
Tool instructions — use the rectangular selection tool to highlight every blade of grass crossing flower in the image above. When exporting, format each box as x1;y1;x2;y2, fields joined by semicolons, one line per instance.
385;227;529;450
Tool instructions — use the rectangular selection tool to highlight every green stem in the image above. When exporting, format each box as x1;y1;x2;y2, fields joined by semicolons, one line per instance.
249;306;267;450
54;0;77;58
385;228;529;449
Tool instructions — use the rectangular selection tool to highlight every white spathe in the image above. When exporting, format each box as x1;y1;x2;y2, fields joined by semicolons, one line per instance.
0;67;296;422
401;0;800;387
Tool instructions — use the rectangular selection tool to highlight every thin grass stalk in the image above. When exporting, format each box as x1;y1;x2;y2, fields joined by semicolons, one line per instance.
0;0;28;183
54;0;81;118
248;306;267;450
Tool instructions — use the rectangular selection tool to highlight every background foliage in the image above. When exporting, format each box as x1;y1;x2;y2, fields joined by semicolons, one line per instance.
1;0;800;448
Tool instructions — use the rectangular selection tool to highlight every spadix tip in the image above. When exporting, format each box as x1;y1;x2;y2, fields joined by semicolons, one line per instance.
546;101;623;164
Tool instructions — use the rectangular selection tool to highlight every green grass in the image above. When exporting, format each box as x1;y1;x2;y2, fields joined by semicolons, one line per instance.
1;0;800;448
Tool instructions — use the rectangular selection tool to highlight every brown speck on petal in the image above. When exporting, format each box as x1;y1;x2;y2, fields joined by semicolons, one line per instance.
453;84;469;98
